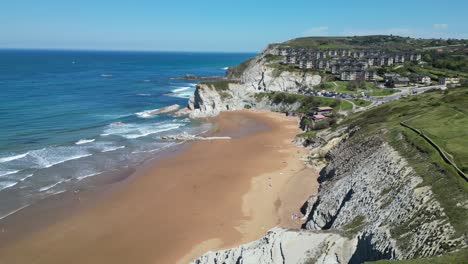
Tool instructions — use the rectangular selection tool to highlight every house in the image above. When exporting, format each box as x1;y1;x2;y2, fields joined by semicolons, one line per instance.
394;54;405;63
340;69;376;81
409;73;431;85
315;106;334;116
312;114;327;121
387;76;410;87
384;73;400;82
439;77;460;86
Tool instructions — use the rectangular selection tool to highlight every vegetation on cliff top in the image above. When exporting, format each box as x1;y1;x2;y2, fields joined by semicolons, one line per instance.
226;57;255;79
367;248;468;264
278;35;468;52
320;81;397;96
343;87;468;247
255;91;353;112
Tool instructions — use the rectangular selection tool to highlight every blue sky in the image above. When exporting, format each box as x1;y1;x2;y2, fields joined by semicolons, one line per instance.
1;0;467;52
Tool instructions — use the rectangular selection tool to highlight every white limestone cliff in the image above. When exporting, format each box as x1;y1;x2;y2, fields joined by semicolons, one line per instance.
187;47;322;118
191;129;463;264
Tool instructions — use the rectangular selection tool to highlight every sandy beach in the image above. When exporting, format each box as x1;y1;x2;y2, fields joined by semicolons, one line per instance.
0;110;317;264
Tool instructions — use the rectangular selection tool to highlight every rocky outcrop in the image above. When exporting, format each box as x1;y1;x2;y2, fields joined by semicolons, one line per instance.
187;47;322;118
192;227;357;264
191;128;463;263
188;82;257;118
304;133;460;261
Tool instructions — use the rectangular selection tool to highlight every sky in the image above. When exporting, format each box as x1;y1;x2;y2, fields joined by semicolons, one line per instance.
1;0;467;52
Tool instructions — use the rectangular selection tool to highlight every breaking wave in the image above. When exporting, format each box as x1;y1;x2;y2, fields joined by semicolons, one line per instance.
0;153;29;163
75;139;95;145
102;122;184;139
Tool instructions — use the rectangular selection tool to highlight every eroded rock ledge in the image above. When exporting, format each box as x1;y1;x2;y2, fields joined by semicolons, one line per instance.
191;128;462;264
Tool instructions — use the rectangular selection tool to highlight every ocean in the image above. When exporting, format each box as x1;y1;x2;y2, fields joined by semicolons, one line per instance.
0;49;254;217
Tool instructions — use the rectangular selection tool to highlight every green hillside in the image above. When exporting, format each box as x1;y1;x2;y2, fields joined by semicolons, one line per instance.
343;87;468;253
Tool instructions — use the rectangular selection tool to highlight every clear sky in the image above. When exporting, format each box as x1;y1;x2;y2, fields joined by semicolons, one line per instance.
1;0;467;52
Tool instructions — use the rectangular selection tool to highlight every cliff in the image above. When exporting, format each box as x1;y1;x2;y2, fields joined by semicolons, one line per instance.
191;87;468;263
187;47;321;118
191;128;465;264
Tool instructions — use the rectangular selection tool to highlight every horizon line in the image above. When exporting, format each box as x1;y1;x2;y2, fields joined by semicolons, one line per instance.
0;47;259;54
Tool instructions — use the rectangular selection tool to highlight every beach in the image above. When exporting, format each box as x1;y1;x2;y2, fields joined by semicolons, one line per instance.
0;110;317;264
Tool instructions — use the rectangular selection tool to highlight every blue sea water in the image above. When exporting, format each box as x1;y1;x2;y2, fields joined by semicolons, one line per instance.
0;49;254;217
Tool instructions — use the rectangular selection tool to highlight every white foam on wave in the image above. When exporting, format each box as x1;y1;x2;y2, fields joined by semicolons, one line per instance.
131;142;179;154
0;204;30;220
169;85;195;99
20;174;34;181
101;146;126;153
39;179;71;192
172;86;191;93
77;171;103;181
136;93;151;96
135;109;160;118
0;152;29;163
28;147;93;169
0;170;19;177
102;122;184;140
222;67;229;70
75;139;95;145
0;181;18;191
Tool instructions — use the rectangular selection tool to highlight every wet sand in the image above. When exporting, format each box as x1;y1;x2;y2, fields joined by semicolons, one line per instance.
0;110;318;264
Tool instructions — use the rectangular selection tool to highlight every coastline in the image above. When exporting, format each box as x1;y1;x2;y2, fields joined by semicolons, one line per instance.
0;110;317;264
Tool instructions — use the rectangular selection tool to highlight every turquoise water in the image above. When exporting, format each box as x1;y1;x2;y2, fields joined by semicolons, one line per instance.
0;50;254;216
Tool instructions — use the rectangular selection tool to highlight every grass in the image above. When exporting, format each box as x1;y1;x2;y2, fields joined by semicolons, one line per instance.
342;86;468;242
276;35;468;52
403;91;468;172
297;131;317;140
255;92;352;113
200;80;239;92
349;98;372;107
366;248;468;264
320;81;397;97
342;215;366;238
264;54;282;62
226;58;255;79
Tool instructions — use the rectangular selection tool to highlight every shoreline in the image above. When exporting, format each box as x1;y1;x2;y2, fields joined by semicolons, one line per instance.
0;110;317;264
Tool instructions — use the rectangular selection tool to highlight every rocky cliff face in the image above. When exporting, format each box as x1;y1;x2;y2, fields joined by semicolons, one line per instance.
188;47;321;118
191;128;463;263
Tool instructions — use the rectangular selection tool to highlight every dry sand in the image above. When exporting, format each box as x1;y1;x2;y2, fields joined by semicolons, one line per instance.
0;110;318;264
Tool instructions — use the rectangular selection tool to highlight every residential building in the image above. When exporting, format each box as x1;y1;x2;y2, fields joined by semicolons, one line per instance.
409;73;431;85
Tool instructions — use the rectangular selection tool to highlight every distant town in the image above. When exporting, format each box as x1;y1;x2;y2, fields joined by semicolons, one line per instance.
273;47;460;87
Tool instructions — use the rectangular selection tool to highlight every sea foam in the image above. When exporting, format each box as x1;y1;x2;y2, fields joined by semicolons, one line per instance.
0;152;29;163
103;122;184;139
28;147;93;169
75;139;95;145
169;86;195;99
0;170;19;177
0;181;18;191
39;179;71;192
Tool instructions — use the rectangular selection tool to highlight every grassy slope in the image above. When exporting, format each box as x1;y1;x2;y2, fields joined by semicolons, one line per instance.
321;81;396;96
367;248;468;264
342;87;468;256
349;98;372;107
256;92;353;112
278;35;468;51
404;93;468;172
